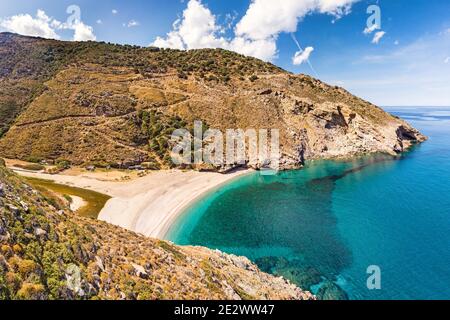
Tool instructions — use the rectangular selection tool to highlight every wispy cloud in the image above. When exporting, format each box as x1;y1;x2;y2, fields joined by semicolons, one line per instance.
331;30;450;106
112;9;118;15
127;20;140;28
223;11;238;32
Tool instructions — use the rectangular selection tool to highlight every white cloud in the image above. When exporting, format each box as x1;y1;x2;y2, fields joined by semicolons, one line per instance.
0;9;96;41
112;9;118;15
127;20;140;28
96;19;102;25
229;37;277;61
372;31;386;44
0;9;61;39
72;22;96;41
152;0;228;50
394;40;399;45
317;0;355;17
153;30;185;50
235;0;358;60
445;57;450;64
151;0;359;61
292;46;314;65
236;0;357;40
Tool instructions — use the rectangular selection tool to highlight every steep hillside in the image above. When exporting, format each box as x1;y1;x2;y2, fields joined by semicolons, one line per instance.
0;162;313;300
0;33;425;170
0;33;86;137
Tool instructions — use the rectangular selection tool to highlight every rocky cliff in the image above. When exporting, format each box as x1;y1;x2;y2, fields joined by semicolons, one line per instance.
0;33;426;170
0;162;313;300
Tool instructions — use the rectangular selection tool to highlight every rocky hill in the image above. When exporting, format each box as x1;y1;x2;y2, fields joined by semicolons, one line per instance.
0;161;313;300
0;33;425;170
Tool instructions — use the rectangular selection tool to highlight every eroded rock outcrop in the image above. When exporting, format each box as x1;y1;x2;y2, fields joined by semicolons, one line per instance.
0;33;426;170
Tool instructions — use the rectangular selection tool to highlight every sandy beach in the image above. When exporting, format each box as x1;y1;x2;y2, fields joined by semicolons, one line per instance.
14;168;252;239
69;195;87;212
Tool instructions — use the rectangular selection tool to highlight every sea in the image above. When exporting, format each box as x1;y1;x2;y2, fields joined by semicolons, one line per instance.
167;107;450;300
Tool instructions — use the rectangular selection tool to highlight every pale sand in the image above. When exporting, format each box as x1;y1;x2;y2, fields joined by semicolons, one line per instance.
69;195;87;212
14;168;252;239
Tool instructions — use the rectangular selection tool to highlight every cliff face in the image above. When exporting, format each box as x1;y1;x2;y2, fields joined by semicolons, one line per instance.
0;163;313;300
0;33;426;170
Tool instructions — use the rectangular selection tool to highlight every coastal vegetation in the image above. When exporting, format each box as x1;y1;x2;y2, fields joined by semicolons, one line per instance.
12;163;45;171
24;177;110;218
0;163;313;300
0;32;425;171
0;32;427;301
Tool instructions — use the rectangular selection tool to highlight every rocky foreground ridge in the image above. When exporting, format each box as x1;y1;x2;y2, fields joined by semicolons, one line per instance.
0;33;426;171
0;161;313;300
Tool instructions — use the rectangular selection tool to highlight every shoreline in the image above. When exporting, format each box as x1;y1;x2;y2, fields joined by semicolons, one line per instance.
13;167;253;239
156;168;253;239
69;195;87;212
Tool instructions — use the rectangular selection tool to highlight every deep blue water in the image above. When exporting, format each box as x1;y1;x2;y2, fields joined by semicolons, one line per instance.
167;107;450;300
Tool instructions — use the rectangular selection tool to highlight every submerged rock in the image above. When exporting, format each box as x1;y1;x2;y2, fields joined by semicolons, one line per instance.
273;266;323;290
316;280;349;300
255;256;325;292
255;256;290;273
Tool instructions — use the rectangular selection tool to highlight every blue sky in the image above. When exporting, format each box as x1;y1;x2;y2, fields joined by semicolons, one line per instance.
1;0;449;106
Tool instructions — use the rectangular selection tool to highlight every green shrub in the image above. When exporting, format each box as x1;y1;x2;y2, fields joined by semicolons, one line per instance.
0;274;11;300
56;160;71;170
25;156;43;164
13;164;45;171
63;194;73;203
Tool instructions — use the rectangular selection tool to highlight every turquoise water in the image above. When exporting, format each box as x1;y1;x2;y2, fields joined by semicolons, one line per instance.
167;107;450;300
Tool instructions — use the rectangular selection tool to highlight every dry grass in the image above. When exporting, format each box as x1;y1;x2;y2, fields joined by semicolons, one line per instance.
0;33;419;170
